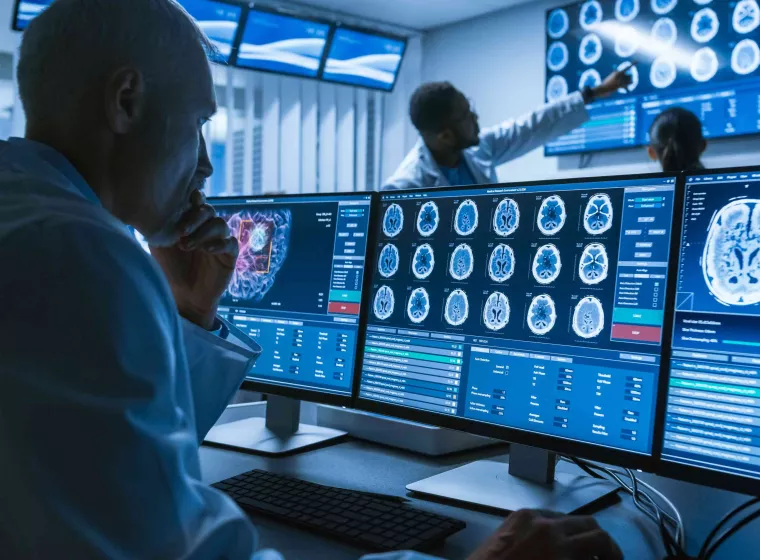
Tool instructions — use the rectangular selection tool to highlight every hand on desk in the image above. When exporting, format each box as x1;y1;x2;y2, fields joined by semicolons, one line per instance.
467;509;623;560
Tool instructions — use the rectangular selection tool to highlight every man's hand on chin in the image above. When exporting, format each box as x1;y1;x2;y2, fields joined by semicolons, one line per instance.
150;190;239;330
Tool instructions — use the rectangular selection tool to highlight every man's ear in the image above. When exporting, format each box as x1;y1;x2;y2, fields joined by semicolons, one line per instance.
105;67;145;135
647;145;658;162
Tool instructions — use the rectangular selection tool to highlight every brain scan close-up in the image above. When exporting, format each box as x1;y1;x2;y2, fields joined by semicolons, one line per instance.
417;201;440;237
528;294;557;336
580;1;603;30
618;61;639;93
537;195;567;236
532;243;562;285
547;41;570;72
378;243;399;278
407;287;431;324
579;34;603;66
651;0;677;16
445;289;470;326
483;292;511;332
455;199;479;236
412;243;435;280
651;56;677;89
734;0;760;35
579;69;602;91
450;243;475;281
703;199;760;306
548;8;570;38
615;26;641;58
547;75;569;103
691;8;719;44
732;39;760;76
652;17;678;47
383;203;404;237
584;193;614;235
373;285;395;320
493;197;520;237
489;244;516;283
691;47;719;83
573;296;606;339
615;0;640;23
579;243;610;285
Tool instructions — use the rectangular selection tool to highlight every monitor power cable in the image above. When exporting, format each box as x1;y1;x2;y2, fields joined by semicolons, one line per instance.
698;497;760;560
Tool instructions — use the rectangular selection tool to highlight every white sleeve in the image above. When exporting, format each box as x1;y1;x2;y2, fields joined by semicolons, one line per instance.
477;91;589;166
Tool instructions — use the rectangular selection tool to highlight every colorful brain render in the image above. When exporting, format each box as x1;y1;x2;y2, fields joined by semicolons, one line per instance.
584;193;614;235
703;199;760;306
537;195;566;236
373;285;395;320
528;294;557;336
450;243;475;281
579;243;609;285
483;292;510;331
417;201;440;237
532;244;562;285
383;203;403;237
407;288;431;324
225;209;291;302
413;244;435;280
378;243;399;278
572;296;605;339
489;244;516;283
445;289;469;326
493;197;520;237
455;199;479;236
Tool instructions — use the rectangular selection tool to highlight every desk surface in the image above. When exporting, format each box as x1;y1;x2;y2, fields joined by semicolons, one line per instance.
200;438;757;560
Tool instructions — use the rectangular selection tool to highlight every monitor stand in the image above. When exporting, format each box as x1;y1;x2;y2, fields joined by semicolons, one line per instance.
203;395;347;456
406;444;617;514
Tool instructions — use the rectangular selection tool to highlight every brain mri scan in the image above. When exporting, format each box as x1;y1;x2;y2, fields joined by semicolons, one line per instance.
483;292;511;332
572;296;606;339
580;0;603;30
537;195;567;236
417;201;440;237
691;8;719;44
615;0;640;23
450;243;475;281
547;75;569;103
494;197;520;237
694;0;713;3
528;294;557;336
226;209;291;302
579;243;610;285
579;34;603;66
489;244;516;283
734;0;760;34
533;243;562;285
703;199;760;306
579;69;602;91
407;287;431;323
373;285;395;320
732;39;760;76
548;8;570;39
378;243;399;278
652;17;678;47
584;193;614;235
615;26;641;58
412;244;435;280
455;199;479;236
383;203;404;237
691;47;719;82
547;42;570;72
618;61;639;93
651;0;677;16
445;289;470;326
650;56;677;89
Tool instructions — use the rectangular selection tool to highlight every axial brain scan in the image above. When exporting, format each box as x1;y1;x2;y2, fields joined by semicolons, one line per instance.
533;243;562;285
573;296;606;338
618;61;639;93
732;39;760;76
650;56;677;89
734;0;760;34
580;0;603;30
378;243;399;278
691;47;719;82
450;243;475;281
373;285;395;320
584;193;614;235
528;294;557;336
548;8;570;38
703;199;760;306
547;41;570;72
417;201;440;237
383;203;404;237
413;244;435;280
547;75;569;103
579;69;602;91
489;244;516;283
652;17;677;47
483;292;511;331
407;288;431;323
538;195;567;236
579;34;603;66
615;0;640;23
615;26;640;58
493;197;520;237
226;209;291;302
651;0;677;16
579;243;610;285
455;199;479;236
691;8;719;44
445;289;470;326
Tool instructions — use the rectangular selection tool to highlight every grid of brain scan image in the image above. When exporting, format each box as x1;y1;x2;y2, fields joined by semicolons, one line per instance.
368;184;655;353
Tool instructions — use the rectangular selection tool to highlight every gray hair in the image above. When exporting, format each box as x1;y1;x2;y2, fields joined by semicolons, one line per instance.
18;0;216;124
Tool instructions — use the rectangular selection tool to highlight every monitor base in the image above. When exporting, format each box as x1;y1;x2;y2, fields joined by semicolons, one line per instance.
407;446;617;514
203;395;347;456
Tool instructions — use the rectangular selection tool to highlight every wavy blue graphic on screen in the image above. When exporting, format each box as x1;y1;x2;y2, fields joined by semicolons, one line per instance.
237;10;329;77
178;0;243;63
323;28;405;91
15;0;53;29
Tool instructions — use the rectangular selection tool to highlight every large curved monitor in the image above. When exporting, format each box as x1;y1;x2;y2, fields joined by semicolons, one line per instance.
177;0;244;64
358;174;681;469
658;167;760;496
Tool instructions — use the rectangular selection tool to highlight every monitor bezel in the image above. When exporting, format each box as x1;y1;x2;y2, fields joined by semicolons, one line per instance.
209;190;377;408
229;4;335;82
11;0;47;31
354;172;683;472
318;22;408;93
653;166;760;497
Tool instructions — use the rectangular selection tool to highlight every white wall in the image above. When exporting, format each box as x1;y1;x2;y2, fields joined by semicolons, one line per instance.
422;0;760;183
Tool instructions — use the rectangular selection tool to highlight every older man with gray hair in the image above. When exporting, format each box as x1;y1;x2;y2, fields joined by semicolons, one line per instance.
0;1;624;559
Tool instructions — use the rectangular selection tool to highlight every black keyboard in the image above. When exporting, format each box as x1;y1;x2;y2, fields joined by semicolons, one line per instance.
213;469;466;552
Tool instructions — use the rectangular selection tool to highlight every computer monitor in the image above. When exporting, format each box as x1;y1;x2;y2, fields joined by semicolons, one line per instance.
657;167;760;497
234;7;332;79
321;26;407;92
356;174;681;511
12;0;53;31
204;191;375;455
177;0;245;64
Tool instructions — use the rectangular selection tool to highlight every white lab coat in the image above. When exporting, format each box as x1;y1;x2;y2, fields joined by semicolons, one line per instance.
0;138;439;560
383;92;589;190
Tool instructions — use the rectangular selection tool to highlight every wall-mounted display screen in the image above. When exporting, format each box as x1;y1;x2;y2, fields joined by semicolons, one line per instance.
321;27;407;91
177;0;244;64
545;0;760;155
12;0;53;30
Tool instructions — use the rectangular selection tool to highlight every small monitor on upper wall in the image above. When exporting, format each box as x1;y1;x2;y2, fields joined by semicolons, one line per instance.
321;26;407;92
176;0;244;64
235;7;331;79
12;0;53;31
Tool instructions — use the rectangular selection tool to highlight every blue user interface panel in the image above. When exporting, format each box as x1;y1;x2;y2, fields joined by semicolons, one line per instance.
545;0;760;155
359;176;678;456
662;170;760;481
13;0;53;30
236;9;331;78
213;194;372;396
322;28;406;91
177;0;243;63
